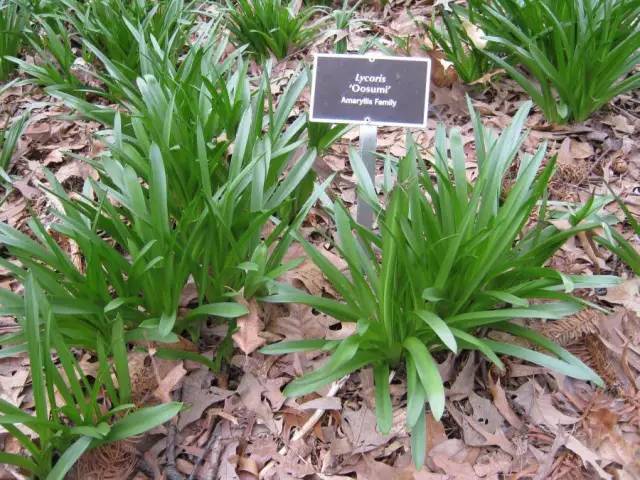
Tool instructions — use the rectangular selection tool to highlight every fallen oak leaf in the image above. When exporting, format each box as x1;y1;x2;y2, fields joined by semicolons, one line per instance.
459;392;506;448
54;159;98;184
570;139;595;159
177;367;235;430
447;352;476;401
153;362;187;404
450;404;515;456
236;372;278;434
232;297;265;355
510;380;579;430
565;434;612;480
489;375;523;429
473;451;512;478
598;278;640;315
533;429;567;480
0;369;29;406
431;454;476;480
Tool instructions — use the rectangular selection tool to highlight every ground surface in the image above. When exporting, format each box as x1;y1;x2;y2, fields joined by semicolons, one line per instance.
1;1;640;479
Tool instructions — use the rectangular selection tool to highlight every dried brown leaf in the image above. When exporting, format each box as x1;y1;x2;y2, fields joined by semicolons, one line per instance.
565;434;612;480
510;380;579;429
489;376;524;429
232;298;265;355
447;352;476;401
152;362;186;404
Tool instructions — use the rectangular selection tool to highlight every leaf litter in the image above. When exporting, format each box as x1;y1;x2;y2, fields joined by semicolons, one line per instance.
1;2;640;480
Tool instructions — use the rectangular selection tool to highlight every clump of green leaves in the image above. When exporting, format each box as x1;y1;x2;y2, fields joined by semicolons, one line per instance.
422;3;493;83
596;188;640;274
470;0;640;123
261;100;618;466
8;16;84;94
0;276;181;479
63;0;193;76
1;108;29;178
225;0;323;60
1;39;331;350
11;0;195;94
0;0;30;80
331;0;360;54
0;149;250;348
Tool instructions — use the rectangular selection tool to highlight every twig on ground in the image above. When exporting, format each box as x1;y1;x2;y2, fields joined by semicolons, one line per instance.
203;434;226;480
166;382;185;480
187;421;223;480
165;422;184;480
533;431;567;480
258;375;349;479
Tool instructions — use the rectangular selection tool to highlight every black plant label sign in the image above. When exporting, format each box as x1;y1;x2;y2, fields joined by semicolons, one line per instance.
310;54;431;128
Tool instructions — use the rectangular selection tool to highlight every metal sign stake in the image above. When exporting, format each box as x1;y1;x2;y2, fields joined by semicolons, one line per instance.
356;123;378;228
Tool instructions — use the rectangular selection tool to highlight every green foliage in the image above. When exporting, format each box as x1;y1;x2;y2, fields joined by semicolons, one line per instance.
70;38;328;302
306;120;351;154
62;0;193;77
0;0;30;80
423;4;493;83
0;275;181;479
331;0;360;54
10;0;195;94
261;100;618;466
1;39;331;349
8;15;84;94
471;0;640;123
0;109;29;175
596;188;640;274
0;147;250;348
50;35;320;209
225;0;323;60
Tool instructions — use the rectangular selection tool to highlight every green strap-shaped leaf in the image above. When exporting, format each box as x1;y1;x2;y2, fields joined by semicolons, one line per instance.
148;143;169;238
450;328;504;370
111;316;131;404
482;290;529;307
405;355;426;428
410;406;426;469
373;363;392;435
403;337;445;420
0;452;38;475
484;339;602;386
260;339;333;355
283;348;372;398
416;310;457;353
184;302;249;320
105;402;182;443
47;436;93;480
494;322;602;385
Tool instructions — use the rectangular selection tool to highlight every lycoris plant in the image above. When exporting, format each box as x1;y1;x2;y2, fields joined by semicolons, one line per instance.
0;104;29;182
0;276;181;480
225;0;324;60
596;187;640;275
62;0;193;77
470;0;640;123
0;0;30;80
11;0;196;99
8;16;84;94
0;148;249;348
261;101;618;466
423;2;493;83
0;38;334;352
